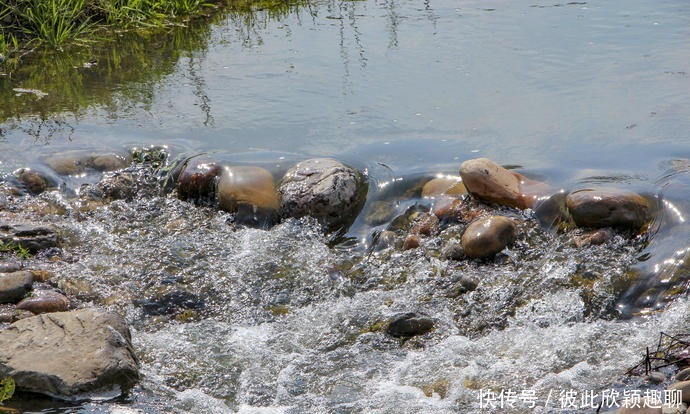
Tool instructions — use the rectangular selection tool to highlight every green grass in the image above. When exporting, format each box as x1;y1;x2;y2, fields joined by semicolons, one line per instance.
0;240;32;260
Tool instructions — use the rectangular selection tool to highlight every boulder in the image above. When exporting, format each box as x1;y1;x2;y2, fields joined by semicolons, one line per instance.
278;158;367;233
459;158;525;208
0;271;34;303
461;216;518;258
566;188;650;230
0;308;139;400
0;222;58;253
217;166;279;226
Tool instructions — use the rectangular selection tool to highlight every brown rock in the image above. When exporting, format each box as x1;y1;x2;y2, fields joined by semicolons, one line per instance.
217;166;279;226
176;156;221;203
566;188;651;230
433;198;483;224
459;158;525;208
573;228;615;247
409;213;440;237
461;216;518;258
90;153;128;172
422;176;466;198
17;291;69;314
403;235;420;250
15;169;53;195
0;308;139;400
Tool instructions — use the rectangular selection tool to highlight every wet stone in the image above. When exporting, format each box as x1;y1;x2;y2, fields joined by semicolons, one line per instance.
441;241;465;261
96;172;137;202
566;188;650;230
461;215;518;259
421;176;466;198
15;169;55;195
279;158;367;233
0;222;58;253
433;198;483;225
573;227;615;247
533;192;571;229
44;151;129;176
668;381;690;403
676;367;690;382
0;308;139;400
176;156;221;204
403;234;421;250
16;291;69;314
447;275;479;297
372;230;398;251
409;212;440;237
137;291;204;316
459;158;525;209
0;305;34;323
217;166;279;226
386;313;435;337
0;271;34;303
365;200;397;226
0;262;21;273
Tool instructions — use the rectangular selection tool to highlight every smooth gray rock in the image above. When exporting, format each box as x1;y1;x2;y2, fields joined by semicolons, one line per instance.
0;308;139;400
0;222;58;253
386;313;435;337
566;188;650;230
278;158;367;233
0;271;34;303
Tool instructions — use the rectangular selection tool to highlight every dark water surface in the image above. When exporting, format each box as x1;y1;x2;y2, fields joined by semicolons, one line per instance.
1;0;690;413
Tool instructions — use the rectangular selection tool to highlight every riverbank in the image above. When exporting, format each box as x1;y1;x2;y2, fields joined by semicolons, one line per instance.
0;0;228;70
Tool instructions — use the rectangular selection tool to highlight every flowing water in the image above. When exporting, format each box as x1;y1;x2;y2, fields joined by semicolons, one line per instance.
1;0;690;412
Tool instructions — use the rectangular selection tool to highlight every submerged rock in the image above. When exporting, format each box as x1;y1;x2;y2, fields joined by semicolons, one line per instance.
386;313;435;337
278;158;367;233
421;176;466;198
16;290;69;314
0;222;58;253
566;188;650;230
137;290;204;316
409;212;440;237
96;172;137;202
572;227;615;247
14;168;56;195
365;200;397;226
0;308;139;400
217;166;279;226
176;156;221;204
0;271;34;303
459;158;525;208
461;215;518;259
44;151;129;176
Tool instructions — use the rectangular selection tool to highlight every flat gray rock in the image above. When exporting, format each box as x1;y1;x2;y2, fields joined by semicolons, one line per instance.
0;308;139;400
0;271;34;303
0;222;58;253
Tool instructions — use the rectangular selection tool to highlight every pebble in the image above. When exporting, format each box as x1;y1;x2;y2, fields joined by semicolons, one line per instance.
566;188;650;230
386;313;435;337
461;216;518;259
421;176;466;198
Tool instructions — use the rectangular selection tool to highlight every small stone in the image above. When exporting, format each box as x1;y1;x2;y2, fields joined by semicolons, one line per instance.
44;152;86;175
461;216;518;259
0;271;34;303
433;198;483;224
30;269;53;282
17;291;69;314
676;367;690;382
365;200;396;226
422;176;466;198
573;228;615;247
373;230;398;250
459;158;525;208
441;242;465;261
566;188;651;230
447;275;479;297
409;212;440;237
176;156;221;203
0;262;21;273
386;313;435;337
403;235;421;250
137;291;204;316
0;305;33;323
44;151;129;176
97;172;137;201
668;381;690;403
15;169;54;195
647;371;666;384
0;308;139;400
217;166;279;226
279;158;367;233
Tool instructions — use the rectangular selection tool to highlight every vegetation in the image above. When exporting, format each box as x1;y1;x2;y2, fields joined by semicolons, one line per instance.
0;377;14;405
0;240;31;260
0;0;224;59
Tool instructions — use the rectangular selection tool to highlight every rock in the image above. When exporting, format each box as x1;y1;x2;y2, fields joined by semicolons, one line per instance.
441;242;465;261
373;230;398;250
616;398;662;413
566;188;651;230
533;192;571;229
96;172;137;201
422;176;466;198
365;200;396;226
409;212;440;237
386;313;435;337
217;166;279;226
0;271;34;303
447;274;479;297
0;262;21;273
669;381;690;403
278;158;367;233
461;216;518;259
176;156;221;203
15;169;55;195
573;228;615;247
403;234;421;250
459;158;525;208
433;198;483;224
0;305;33;323
136;291;204;316
0;308;139;399
16;291;69;314
0;222;58;253
44;151;129;176
677;367;690;382
648;371;666;384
